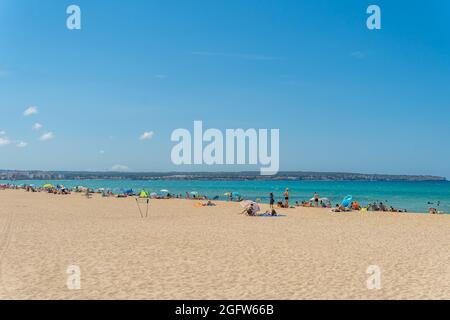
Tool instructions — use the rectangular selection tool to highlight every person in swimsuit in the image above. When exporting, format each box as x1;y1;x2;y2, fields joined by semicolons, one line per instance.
269;192;274;209
284;188;289;208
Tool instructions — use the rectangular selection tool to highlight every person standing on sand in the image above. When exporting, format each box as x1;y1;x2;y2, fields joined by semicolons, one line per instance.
269;192;274;209
314;192;320;207
284;188;289;208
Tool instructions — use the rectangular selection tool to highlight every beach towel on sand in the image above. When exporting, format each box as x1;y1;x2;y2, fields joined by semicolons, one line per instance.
256;213;287;218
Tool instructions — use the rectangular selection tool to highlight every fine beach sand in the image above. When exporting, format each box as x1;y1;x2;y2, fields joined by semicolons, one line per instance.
0;189;449;300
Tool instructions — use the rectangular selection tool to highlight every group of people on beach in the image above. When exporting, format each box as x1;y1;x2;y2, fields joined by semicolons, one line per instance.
0;183;447;215
269;190;329;209
268;188;292;209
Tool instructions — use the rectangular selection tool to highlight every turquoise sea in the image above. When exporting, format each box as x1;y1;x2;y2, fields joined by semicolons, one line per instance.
8;179;450;214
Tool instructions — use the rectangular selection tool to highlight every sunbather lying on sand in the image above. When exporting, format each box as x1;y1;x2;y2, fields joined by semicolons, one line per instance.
262;209;278;216
332;204;351;212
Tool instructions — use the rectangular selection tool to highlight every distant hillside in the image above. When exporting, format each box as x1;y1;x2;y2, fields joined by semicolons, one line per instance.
0;170;446;182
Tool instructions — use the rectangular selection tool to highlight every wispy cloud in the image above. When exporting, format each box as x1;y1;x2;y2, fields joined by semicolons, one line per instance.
0;130;5;135
32;123;43;130
39;132;54;141
191;51;282;61
16;141;28;148
155;74;167;79
140;131;154;140
110;164;129;172
0;137;11;146
99;150;105;154
350;51;366;59
24;106;38;116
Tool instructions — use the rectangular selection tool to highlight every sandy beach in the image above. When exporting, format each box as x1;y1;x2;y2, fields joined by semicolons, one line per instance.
0;189;448;300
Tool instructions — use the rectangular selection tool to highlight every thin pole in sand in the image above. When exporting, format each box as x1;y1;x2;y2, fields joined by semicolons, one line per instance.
135;198;150;218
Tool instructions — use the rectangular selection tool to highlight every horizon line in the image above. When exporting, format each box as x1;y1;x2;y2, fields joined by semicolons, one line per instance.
0;169;447;180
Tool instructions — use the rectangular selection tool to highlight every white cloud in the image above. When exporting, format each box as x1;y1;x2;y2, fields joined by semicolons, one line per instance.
32;123;43;130
140;131;154;140
111;164;129;172
0;130;5;135
99;150;105;154
39;132;54;141
191;51;282;61
16;141;28;148
24;106;38;116
0;137;11;146
350;51;365;59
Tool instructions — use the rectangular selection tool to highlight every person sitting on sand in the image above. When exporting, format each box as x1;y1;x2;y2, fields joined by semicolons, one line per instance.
313;192;320;207
429;208;438;214
332;204;341;212
369;202;379;211
240;203;253;215
332;204;347;213
246;204;256;216
379;202;388;212
351;201;360;210
203;200;216;207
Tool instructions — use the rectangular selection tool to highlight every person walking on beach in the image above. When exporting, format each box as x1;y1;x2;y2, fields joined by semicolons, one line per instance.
314;192;320;207
269;192;274;209
284;188;289;208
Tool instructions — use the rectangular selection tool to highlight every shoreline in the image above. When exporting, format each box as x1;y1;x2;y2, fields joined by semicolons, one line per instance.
0;188;437;215
2;181;448;214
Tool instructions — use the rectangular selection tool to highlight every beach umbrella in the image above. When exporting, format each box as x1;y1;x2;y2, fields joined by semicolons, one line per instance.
43;184;54;189
160;189;169;193
224;192;231;196
240;200;261;213
150;192;158;198
190;191;198;195
341;195;353;208
139;190;149;198
232;191;241;196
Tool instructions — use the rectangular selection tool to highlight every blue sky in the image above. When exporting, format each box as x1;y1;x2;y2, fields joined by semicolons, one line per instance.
0;0;449;177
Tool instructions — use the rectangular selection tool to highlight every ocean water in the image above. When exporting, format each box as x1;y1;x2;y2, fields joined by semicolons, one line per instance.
7;179;450;213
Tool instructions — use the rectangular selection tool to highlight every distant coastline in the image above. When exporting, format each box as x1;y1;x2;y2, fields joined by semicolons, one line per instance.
0;170;446;182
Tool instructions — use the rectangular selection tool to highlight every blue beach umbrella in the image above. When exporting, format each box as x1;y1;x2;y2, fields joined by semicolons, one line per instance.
341;195;353;207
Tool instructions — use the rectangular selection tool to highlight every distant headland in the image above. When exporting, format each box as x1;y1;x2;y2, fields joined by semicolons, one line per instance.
0;170;446;182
